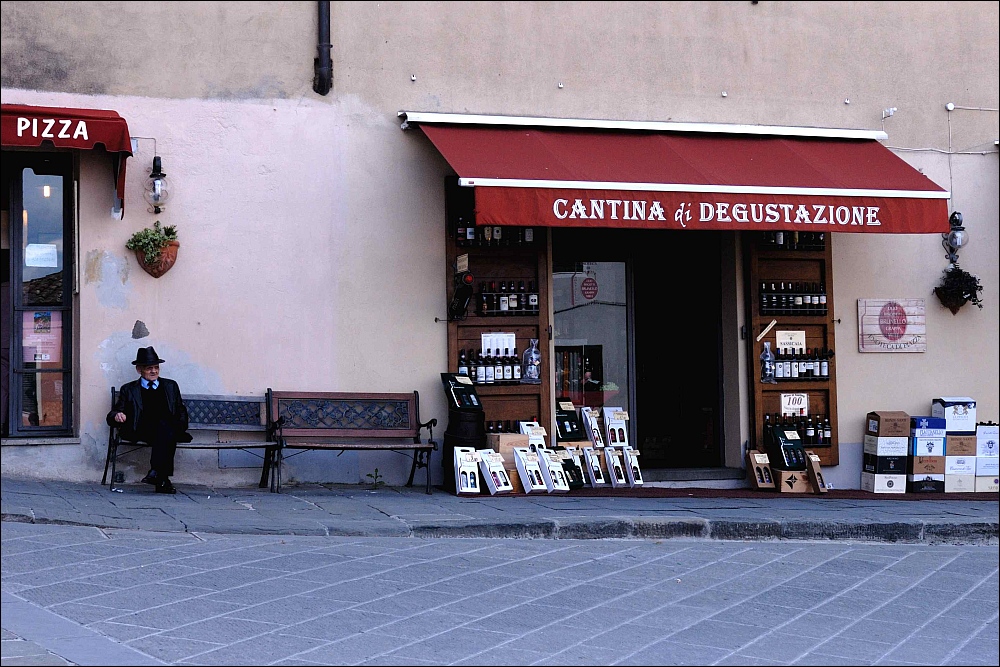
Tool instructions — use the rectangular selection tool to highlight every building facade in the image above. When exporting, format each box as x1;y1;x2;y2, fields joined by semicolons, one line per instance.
1;1;997;490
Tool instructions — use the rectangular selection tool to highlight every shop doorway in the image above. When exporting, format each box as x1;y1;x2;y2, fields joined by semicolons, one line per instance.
552;228;725;469
1;151;75;437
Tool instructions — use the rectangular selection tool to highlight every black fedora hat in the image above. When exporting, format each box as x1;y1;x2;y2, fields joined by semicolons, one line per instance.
132;346;165;366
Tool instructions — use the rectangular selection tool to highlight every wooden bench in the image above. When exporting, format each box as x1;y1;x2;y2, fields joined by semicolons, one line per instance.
102;389;280;492
269;390;438;493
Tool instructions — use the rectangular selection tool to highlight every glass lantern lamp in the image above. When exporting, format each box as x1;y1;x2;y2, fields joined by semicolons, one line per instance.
942;211;967;265
143;156;169;214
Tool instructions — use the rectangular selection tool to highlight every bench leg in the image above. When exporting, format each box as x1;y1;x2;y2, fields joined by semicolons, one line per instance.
259;446;274;489
406;451;419;488
101;434;114;486
108;441;120;492
405;449;432;494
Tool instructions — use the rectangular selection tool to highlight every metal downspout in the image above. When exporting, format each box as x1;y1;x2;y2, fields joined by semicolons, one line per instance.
313;1;333;95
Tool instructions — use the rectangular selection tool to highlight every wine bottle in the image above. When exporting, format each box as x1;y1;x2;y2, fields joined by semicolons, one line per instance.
494;348;504;385
484;349;495;385
760;341;777;384
760;282;769;313
823;416;832;442
508;282;519;315
487;280;498;315
512;347;521;382
478;282;489;316
475;349;486;385
503;348;514;383
498;281;509;315
458;349;469;376
819;282;828;316
805;416;815;445
517;280;527;315
775;348;785;380
820;348;830;378
456;216;467;247
794;282;804;313
527;281;539;315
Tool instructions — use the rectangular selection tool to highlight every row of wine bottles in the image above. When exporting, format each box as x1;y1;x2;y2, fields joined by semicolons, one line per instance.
458;348;522;385
766;410;833;447
760;231;825;251
478;280;539;316
771;347;834;381
759;280;828;316
456;219;537;248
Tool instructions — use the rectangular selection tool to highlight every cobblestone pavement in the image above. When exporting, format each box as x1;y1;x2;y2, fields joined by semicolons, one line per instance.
2;522;998;666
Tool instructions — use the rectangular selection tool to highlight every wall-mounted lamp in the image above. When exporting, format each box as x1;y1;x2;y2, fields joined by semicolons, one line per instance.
143;156;169;214
942;211;968;265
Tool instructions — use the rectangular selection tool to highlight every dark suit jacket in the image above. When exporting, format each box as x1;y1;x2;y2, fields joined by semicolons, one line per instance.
106;377;191;443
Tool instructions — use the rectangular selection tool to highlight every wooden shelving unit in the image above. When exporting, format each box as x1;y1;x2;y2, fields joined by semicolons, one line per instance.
444;178;552;430
745;233;840;466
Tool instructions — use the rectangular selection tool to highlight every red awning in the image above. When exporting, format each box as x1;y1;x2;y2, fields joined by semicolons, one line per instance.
414;121;950;233
1;104;133;207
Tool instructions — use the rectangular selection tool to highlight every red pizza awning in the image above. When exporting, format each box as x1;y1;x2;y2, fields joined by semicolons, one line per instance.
1;104;133;209
404;113;949;233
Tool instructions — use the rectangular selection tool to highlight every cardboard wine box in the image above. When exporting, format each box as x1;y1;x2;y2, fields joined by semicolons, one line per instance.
945;456;976;476
581;408;606;449
602;406;629;447
453;447;482;496
862;453;907;475
506;468;525;494
974;476;999;493
910;416;947;438
861;472;906;494
513;447;548;494
746;450;775;490
776;469;811;493
863;435;909;457
908;474;944;493
622;446;644;486
976;456;999;476
805;451;828;493
551;446;586;490
978;424;999;457
909;456;945;475
488;433;530;463
555;400;587;443
477;449;513;495
535;446;570;493
944;474;976;493
604;447;627;487
866;411;911;437
931;397;977;434
581;446;608;487
911;437;946;457
946;435;977;457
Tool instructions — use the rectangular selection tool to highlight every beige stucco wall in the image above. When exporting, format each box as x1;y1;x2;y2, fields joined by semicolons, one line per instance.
2;1;997;487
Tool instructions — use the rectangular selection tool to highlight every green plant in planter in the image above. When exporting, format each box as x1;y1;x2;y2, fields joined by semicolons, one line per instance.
125;221;177;264
934;264;984;315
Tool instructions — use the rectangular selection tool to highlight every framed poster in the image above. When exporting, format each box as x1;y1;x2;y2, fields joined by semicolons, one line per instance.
858;299;926;353
22;310;63;363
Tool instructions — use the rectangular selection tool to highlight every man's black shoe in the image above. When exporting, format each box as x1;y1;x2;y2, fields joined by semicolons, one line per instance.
155;480;176;494
140;470;158;485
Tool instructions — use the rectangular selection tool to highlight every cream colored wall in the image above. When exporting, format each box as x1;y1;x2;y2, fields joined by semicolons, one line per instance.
2;1;997;485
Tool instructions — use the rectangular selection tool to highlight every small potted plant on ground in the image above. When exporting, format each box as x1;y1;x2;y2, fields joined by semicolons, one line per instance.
934;264;984;315
126;221;179;278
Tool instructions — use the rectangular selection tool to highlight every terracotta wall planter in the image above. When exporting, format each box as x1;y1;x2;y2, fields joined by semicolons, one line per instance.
135;240;179;278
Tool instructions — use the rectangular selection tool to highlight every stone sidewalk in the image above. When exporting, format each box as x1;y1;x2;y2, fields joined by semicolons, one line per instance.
1;477;997;544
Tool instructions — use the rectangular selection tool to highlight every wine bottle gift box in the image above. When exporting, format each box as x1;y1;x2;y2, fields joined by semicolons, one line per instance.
622;445;644;486
746;450;776;490
453;447;483;496
603;447;628;487
477;449;514;495
513;447;549;494
582;445;608;487
534;446;571;493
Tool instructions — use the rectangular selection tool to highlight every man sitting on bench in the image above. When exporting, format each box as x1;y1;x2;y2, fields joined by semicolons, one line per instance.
107;346;191;494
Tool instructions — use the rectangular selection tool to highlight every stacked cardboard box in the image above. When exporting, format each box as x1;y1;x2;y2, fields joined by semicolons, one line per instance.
909;415;947;493
931;397;977;493
862;411;909;494
976;423;999;492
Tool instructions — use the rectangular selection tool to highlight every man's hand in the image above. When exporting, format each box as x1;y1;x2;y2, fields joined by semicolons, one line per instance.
114;412;126;423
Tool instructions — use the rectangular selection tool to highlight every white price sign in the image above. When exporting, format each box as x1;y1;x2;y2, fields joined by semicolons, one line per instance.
781;393;809;415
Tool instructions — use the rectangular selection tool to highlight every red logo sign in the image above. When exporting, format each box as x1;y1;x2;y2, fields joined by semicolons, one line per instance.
581;277;599;300
878;301;907;341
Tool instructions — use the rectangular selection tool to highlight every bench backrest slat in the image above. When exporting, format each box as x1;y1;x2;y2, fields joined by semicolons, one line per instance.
270;391;418;439
185;394;268;431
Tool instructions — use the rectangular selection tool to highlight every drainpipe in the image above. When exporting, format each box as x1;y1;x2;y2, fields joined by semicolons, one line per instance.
313;1;333;95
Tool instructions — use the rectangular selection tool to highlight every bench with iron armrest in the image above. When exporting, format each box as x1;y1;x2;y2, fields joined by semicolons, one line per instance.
269;390;438;493
102;389;280;492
